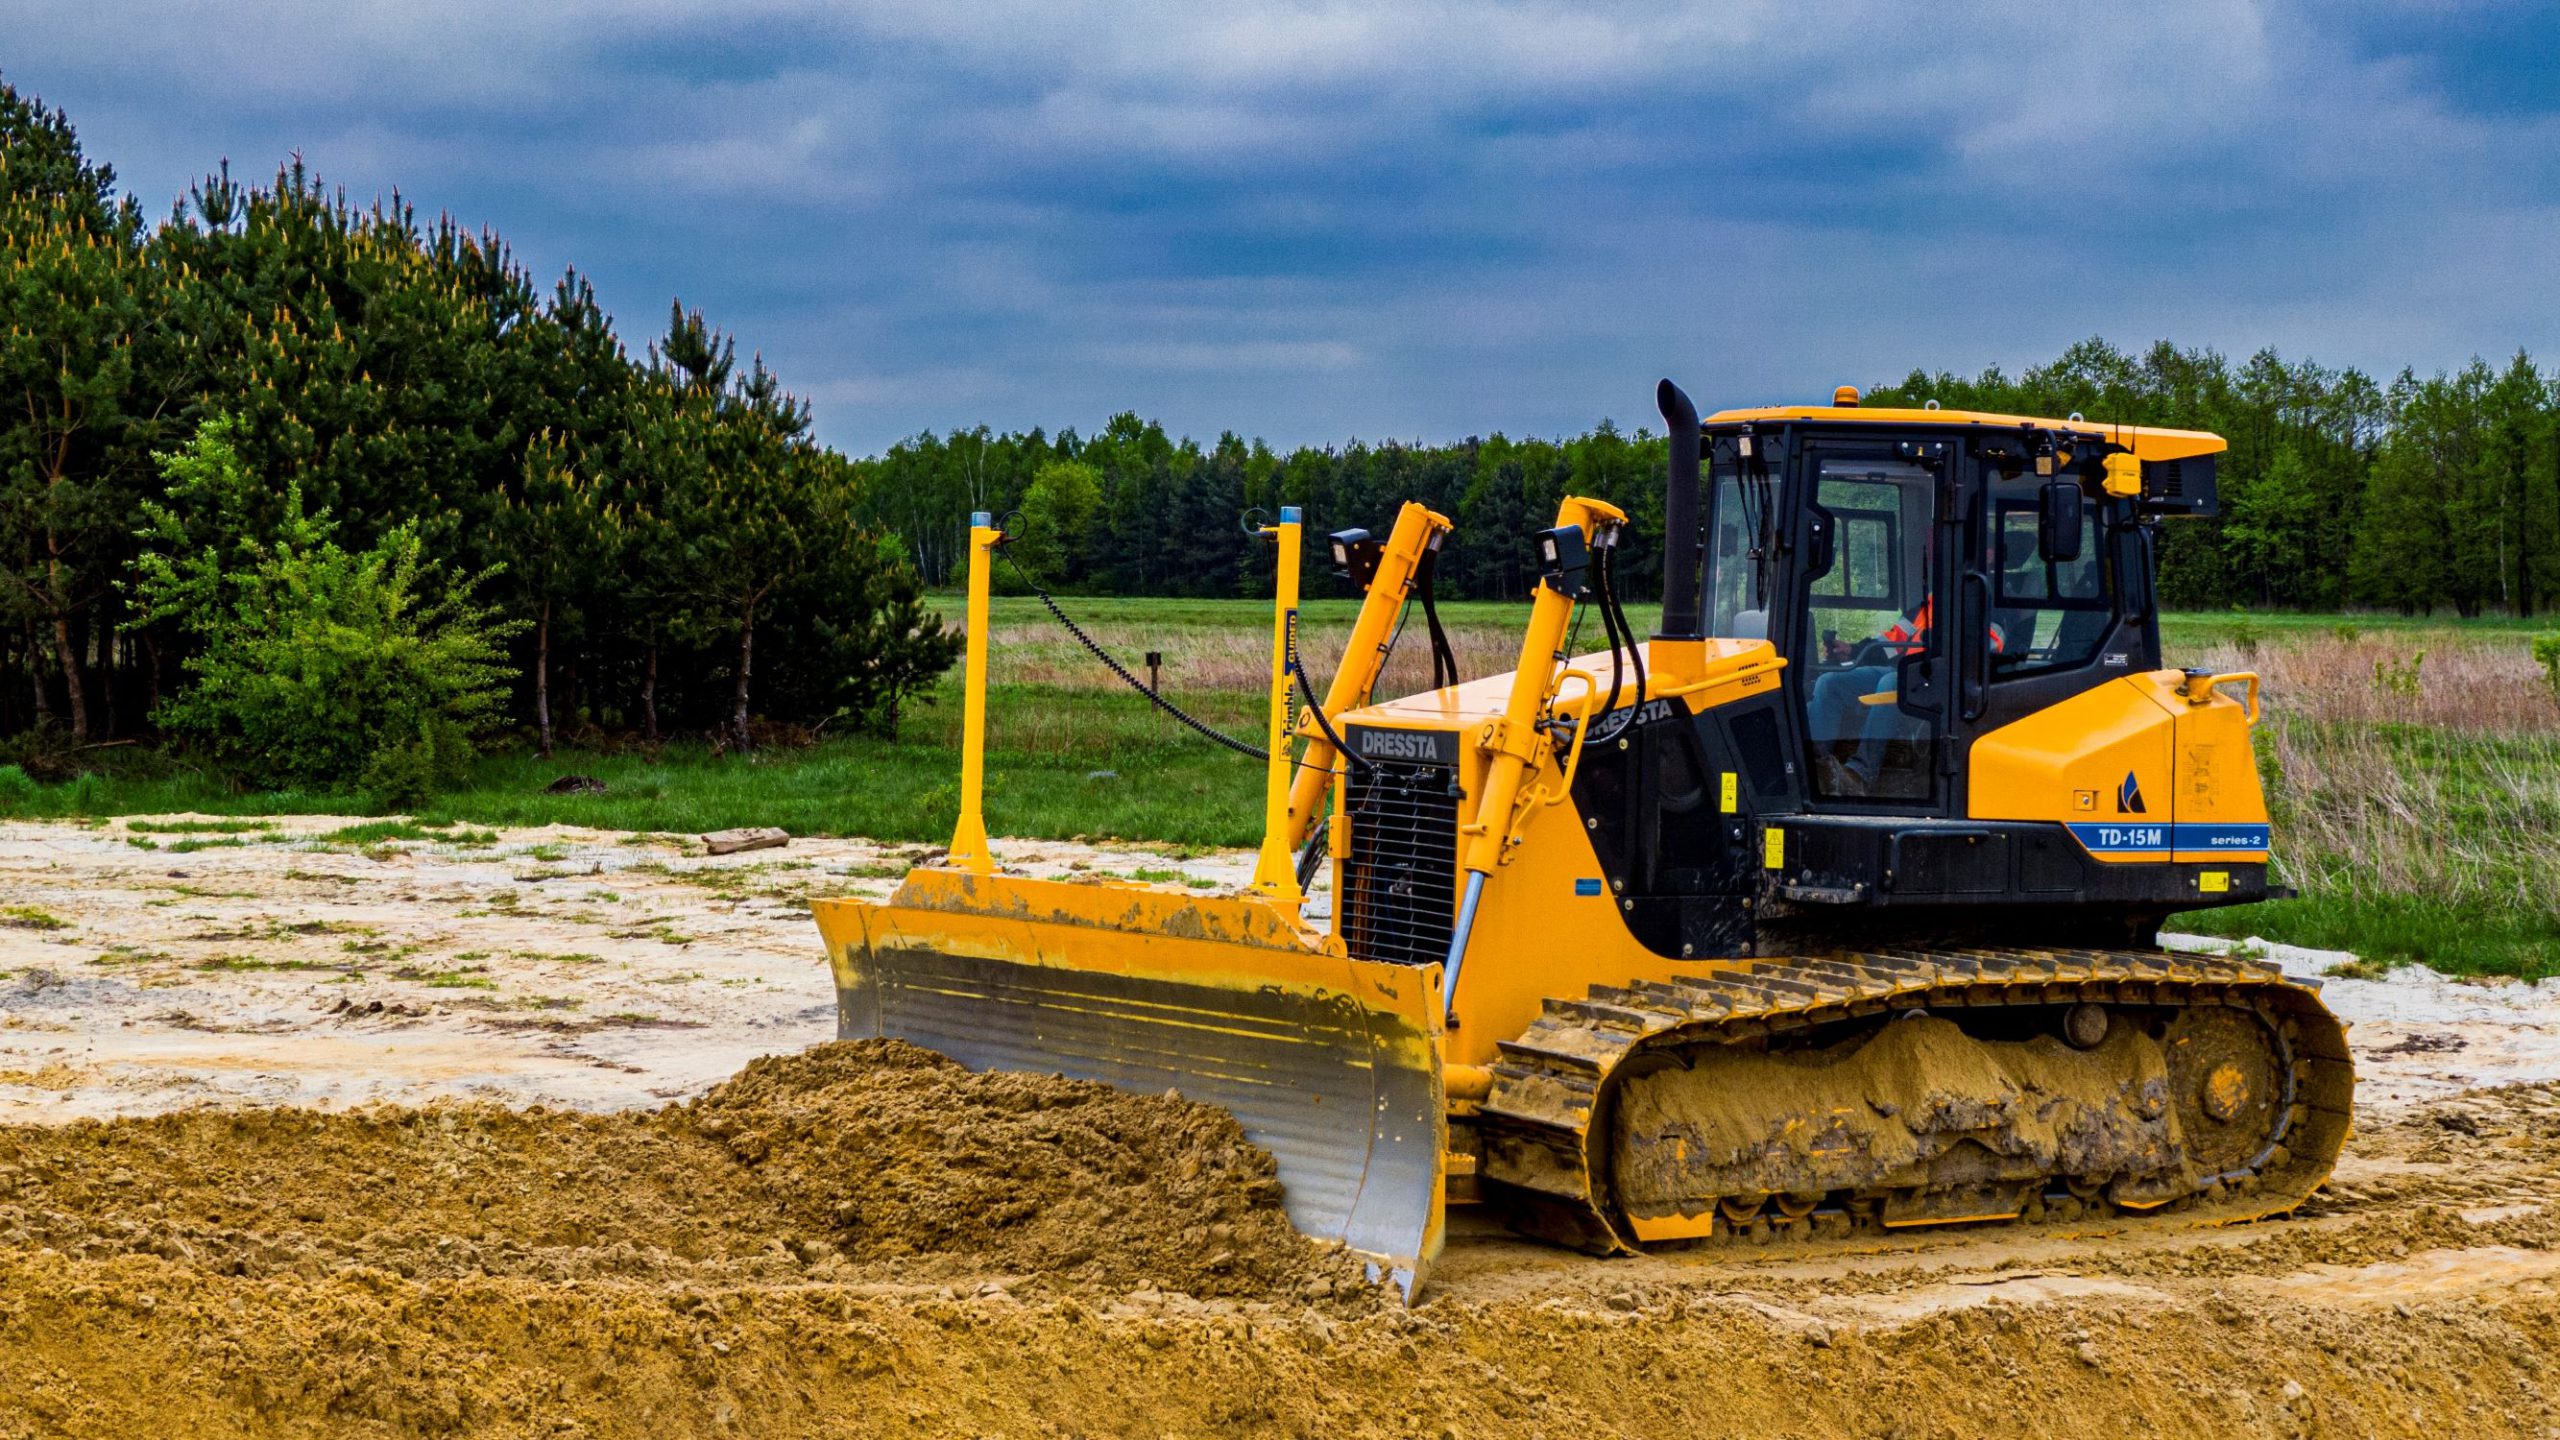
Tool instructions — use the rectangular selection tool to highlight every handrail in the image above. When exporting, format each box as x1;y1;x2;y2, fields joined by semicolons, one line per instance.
1547;652;1787;720
1541;668;1601;808
2179;670;2261;722
1960;572;1992;722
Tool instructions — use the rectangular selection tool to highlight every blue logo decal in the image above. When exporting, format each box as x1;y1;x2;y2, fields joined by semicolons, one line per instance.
2117;770;2147;814
1574;878;1603;897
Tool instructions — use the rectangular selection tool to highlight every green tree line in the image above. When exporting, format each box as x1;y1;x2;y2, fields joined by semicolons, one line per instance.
858;415;1671;603
1866;341;2560;615
860;343;2559;619
0;79;956;764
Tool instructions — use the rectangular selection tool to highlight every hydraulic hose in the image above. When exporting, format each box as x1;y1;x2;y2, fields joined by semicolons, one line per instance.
1416;546;1458;689
1586;537;1650;747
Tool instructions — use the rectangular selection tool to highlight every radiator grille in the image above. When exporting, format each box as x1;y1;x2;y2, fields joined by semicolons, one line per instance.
1341;759;1461;967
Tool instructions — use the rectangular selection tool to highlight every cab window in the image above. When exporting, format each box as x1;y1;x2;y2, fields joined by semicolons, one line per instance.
1705;464;1769;639
1989;479;2113;676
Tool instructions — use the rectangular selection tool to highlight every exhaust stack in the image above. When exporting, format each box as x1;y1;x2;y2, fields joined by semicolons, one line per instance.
1654;378;1703;641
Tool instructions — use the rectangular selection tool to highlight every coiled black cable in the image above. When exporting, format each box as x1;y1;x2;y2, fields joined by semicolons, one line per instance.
1004;549;1271;761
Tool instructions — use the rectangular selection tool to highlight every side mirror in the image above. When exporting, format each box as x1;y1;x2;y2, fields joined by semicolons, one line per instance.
2039;481;2085;563
1804;505;1837;582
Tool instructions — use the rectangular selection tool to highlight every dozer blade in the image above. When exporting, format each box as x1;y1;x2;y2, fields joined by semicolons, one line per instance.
813;868;1446;1296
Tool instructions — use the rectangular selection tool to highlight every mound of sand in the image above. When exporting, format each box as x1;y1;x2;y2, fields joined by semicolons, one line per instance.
0;1039;1364;1302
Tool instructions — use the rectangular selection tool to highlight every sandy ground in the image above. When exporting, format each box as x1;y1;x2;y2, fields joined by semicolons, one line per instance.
3;815;2550;1122
0;816;1270;1121
5;816;2560;1438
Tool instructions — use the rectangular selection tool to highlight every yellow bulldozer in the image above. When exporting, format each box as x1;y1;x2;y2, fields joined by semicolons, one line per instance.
814;381;2354;1296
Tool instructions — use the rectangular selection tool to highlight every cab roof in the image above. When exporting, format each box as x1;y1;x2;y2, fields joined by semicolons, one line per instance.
1704;402;2226;464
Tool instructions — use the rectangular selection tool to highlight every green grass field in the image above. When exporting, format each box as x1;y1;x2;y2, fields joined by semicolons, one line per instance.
7;599;2556;978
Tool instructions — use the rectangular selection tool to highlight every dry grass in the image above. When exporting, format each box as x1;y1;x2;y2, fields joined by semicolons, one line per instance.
2174;632;2560;972
2187;639;2560;899
2255;720;2560;913
979;598;1544;700
2189;633;2560;736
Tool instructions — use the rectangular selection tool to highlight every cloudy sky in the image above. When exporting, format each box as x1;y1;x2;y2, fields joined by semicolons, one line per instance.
9;1;2557;452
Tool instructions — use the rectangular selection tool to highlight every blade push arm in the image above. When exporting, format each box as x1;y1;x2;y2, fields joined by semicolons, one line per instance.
1441;495;1627;1014
1285;501;1453;848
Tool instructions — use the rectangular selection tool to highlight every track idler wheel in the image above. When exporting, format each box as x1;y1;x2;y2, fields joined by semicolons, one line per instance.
2162;1004;2288;1178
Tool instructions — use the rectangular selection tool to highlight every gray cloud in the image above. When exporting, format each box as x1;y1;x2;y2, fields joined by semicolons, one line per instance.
7;0;2557;451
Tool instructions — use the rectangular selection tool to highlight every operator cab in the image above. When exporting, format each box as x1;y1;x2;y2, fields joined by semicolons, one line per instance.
1701;390;2214;818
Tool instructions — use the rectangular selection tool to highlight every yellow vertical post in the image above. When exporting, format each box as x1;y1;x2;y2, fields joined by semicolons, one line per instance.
947;511;1000;875
1249;506;1306;903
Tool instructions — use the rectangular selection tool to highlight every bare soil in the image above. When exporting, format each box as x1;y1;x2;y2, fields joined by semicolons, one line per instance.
4;816;2559;1438
0;816;1247;1120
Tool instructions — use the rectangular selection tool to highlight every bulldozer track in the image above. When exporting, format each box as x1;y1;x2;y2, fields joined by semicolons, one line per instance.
1474;945;2356;1253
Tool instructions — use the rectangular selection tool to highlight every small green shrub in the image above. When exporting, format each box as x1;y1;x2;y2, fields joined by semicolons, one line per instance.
359;725;464;812
0;719;83;783
2224;604;2263;653
0;765;35;816
2372;648;2425;701
2533;633;2560;705
132;418;523;804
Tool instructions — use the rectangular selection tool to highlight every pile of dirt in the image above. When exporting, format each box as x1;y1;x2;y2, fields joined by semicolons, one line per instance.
683;1040;1329;1294
0;1039;1365;1301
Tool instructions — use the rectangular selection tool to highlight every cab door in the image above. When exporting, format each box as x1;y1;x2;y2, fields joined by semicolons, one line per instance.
1785;440;1952;810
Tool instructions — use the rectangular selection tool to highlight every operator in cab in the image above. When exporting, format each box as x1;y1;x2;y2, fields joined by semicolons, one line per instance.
1808;596;2004;793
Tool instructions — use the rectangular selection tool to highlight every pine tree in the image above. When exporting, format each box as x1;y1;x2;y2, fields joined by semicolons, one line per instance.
0;79;154;740
503;432;608;756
